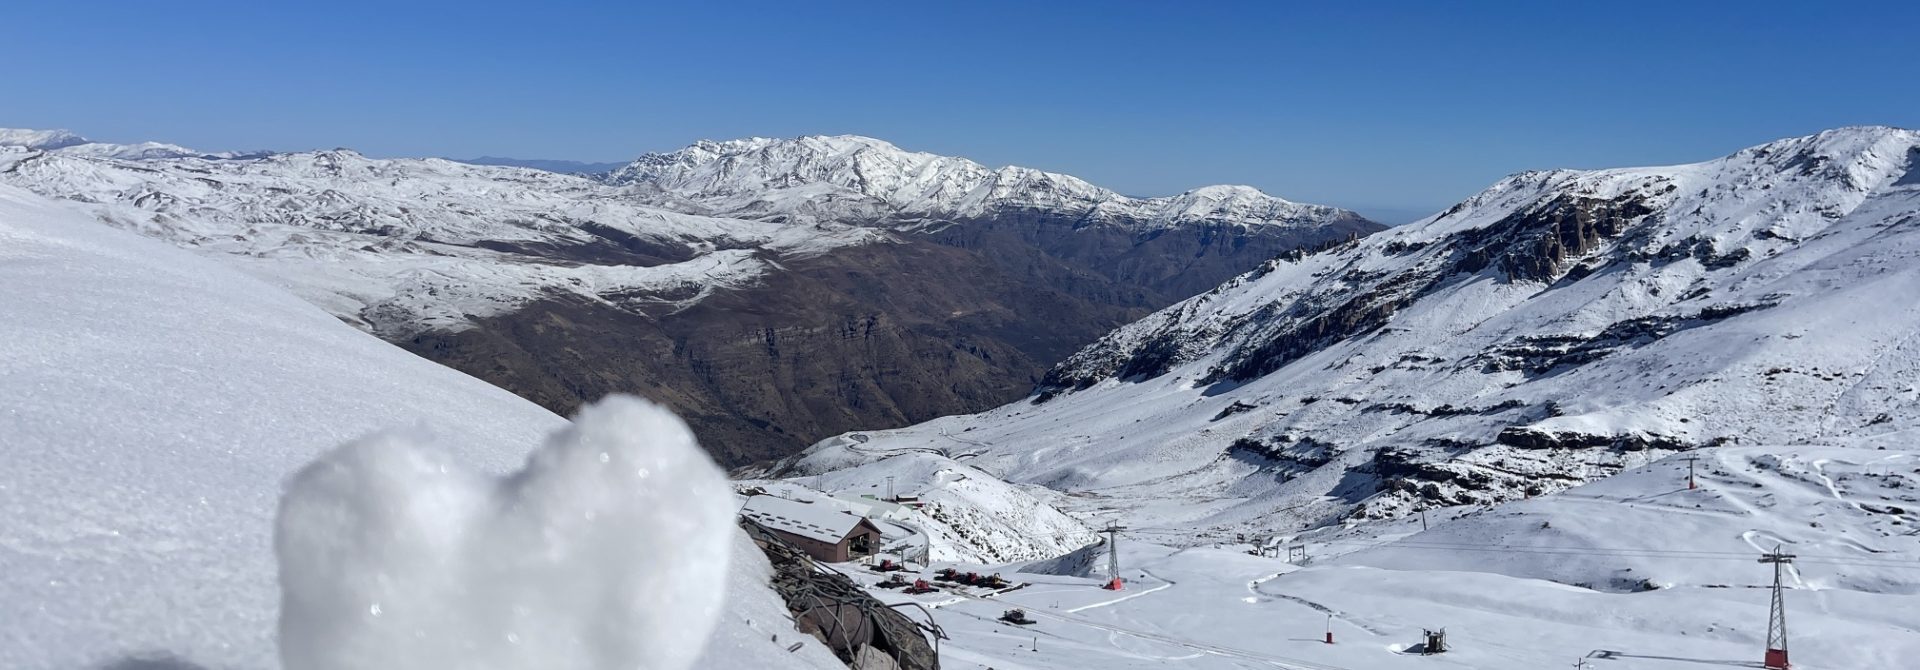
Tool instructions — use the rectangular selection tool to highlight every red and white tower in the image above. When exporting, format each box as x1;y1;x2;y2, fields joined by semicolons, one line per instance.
1759;546;1795;669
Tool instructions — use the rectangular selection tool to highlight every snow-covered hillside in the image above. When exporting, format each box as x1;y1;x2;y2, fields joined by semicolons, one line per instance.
610;134;1370;231
0;140;880;337
755;447;1100;563
1321;446;1920;594
820;449;1920;670
794;126;1920;539
0;185;840;670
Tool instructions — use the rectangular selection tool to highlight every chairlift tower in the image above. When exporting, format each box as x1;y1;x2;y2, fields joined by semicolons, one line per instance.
1102;521;1126;590
1759;545;1795;669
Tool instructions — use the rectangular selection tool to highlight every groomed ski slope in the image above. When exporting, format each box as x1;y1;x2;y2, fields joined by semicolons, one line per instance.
0;185;841;670
820;447;1920;669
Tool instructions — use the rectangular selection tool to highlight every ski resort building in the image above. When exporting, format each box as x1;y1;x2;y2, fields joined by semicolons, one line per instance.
830;493;913;522
739;495;883;563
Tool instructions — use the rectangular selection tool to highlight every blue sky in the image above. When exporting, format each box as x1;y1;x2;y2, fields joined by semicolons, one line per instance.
4;1;1915;222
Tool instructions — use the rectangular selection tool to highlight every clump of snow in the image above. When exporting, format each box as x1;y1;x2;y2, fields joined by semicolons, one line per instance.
276;396;734;670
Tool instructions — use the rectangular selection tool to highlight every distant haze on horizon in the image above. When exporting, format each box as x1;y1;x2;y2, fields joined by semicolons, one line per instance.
3;1;1914;223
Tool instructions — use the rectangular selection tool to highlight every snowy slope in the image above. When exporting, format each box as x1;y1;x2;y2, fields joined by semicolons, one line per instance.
0;185;839;669
1320;446;1920;594
794;126;1920;539
609;134;1370;231
822;449;1920;670
755;447;1100;563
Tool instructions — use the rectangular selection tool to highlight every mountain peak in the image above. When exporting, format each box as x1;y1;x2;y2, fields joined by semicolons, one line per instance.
0;128;91;151
1179;184;1288;202
0;128;223;161
608;135;1367;231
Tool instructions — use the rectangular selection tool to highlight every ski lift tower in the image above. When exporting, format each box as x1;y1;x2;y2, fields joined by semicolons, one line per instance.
1760;546;1795;669
1101;521;1126;590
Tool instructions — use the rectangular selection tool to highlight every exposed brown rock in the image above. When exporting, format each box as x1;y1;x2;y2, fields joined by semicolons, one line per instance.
402;216;1377;467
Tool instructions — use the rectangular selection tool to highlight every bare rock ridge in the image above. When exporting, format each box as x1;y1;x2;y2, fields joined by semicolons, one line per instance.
0;131;1380;467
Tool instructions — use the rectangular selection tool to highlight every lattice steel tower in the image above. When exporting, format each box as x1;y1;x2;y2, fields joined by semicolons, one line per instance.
1759;545;1795;669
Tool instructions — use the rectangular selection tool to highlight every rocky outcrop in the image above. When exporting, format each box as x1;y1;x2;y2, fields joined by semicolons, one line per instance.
740;519;939;670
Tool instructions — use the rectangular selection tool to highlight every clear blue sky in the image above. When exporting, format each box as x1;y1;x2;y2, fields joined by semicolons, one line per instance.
4;1;1915;222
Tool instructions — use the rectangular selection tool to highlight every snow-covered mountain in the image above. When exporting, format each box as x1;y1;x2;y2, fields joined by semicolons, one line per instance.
610;134;1369;231
0;127;261;160
793;126;1920;536
0;143;868;338
0;129;1379;466
450;155;627;174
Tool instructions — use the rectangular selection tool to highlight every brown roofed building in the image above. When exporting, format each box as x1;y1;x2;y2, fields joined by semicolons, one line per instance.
739;495;884;563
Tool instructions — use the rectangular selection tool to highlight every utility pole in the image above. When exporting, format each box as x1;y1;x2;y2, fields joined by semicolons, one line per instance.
1684;454;1700;490
1760;545;1796;669
1420;508;1429;531
1102;521;1127;590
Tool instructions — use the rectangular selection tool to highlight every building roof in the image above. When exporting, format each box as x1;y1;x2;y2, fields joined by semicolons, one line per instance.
740;495;875;545
830;493;907;519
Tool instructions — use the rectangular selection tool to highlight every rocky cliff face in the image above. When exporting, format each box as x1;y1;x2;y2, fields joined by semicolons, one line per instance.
0;132;1378;466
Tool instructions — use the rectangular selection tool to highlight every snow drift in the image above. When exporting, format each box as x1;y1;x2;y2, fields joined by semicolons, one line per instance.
276;396;734;670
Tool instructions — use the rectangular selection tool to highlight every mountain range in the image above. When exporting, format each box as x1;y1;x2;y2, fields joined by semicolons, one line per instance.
11;122;1920;669
0;129;1379;465
789;125;1920;536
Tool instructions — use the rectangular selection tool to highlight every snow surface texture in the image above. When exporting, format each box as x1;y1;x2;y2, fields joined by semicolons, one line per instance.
276;396;733;670
814;449;1920;670
794;126;1920;540
0;185;839;669
1325;446;1920;595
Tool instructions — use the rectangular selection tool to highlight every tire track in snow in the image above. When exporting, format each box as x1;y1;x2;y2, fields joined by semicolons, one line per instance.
1250;576;1389;637
1810;458;1868;513
945;577;1354;669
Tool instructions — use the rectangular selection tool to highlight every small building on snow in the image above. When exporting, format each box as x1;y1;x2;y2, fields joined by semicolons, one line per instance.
830;493;914;522
739;495;883;563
